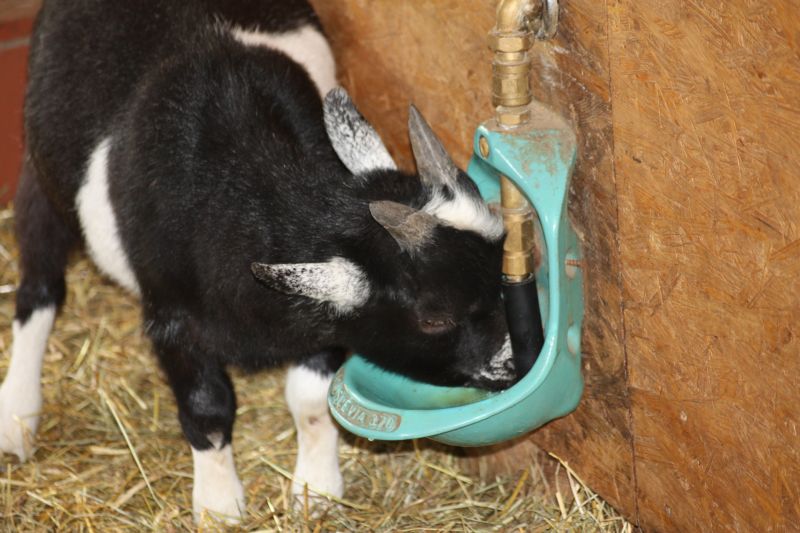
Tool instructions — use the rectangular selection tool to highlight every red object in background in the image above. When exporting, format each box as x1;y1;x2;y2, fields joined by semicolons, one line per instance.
0;18;34;205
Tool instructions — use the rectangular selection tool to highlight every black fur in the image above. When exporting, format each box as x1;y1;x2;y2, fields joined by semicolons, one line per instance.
20;0;512;455
13;160;76;324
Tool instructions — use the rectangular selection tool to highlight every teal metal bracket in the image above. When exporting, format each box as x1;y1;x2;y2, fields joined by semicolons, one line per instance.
328;101;584;447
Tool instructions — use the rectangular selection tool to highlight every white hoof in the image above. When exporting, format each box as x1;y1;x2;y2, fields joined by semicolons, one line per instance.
0;307;55;462
191;444;246;525
285;365;344;513
291;465;344;511
193;492;246;526
0;380;40;462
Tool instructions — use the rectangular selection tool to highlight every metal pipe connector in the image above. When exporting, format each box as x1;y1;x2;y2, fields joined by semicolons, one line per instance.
501;177;535;280
489;0;538;127
490;0;539;280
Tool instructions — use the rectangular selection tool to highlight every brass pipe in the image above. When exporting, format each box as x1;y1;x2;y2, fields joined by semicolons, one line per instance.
490;0;538;126
501;177;535;281
490;0;538;280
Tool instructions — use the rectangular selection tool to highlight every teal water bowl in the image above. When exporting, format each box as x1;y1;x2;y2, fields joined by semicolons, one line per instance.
329;102;584;447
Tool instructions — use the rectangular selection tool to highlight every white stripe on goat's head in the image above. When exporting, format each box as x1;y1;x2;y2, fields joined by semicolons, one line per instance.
422;187;504;242
407;105;504;241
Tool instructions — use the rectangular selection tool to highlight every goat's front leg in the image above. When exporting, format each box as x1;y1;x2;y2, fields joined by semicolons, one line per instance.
153;328;245;524
285;349;345;508
0;165;75;461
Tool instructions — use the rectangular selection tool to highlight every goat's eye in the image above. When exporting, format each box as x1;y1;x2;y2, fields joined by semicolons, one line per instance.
419;316;456;335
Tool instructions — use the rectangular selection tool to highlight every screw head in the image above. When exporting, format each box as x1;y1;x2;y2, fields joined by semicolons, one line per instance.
565;249;582;279
479;136;490;158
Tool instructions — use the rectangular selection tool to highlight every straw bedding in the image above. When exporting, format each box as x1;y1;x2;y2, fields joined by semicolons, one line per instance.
0;208;630;531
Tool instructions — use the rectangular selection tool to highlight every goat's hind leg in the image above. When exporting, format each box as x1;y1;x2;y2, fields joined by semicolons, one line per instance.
0;162;75;461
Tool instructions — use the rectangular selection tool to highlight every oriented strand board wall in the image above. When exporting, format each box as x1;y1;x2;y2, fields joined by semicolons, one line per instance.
609;0;800;530
310;0;637;521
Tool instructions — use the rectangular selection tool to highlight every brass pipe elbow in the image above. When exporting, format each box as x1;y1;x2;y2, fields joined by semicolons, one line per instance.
495;0;540;33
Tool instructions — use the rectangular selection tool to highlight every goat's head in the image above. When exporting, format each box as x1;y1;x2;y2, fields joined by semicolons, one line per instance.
252;88;518;390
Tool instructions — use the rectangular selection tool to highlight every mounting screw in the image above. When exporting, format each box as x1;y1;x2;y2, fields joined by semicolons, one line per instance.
565;251;581;279
479;136;490;158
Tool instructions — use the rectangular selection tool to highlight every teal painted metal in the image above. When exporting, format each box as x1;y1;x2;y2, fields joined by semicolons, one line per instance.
328;101;584;447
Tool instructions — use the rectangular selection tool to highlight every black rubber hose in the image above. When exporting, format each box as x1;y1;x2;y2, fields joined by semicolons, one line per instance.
502;275;545;379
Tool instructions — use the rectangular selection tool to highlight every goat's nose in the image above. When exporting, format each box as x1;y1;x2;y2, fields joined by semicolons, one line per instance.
469;335;515;389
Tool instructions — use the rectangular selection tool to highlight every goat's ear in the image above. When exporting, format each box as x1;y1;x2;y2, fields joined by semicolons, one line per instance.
369;201;438;254
251;257;370;314
408;104;459;189
324;88;397;175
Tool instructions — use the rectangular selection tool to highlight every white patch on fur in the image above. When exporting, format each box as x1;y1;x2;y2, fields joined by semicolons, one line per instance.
261;257;370;314
424;187;505;241
231;25;337;96
476;335;514;382
76;137;140;294
191;442;246;524
323;88;397;175
285;366;343;506
0;306;56;461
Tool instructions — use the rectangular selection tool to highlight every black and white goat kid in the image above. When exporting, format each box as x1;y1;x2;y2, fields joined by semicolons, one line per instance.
0;0;519;524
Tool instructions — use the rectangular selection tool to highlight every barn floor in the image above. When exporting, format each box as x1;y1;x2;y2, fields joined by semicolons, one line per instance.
0;208;630;531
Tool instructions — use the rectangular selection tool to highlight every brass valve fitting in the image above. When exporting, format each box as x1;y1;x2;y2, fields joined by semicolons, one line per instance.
490;0;540;280
489;0;538;127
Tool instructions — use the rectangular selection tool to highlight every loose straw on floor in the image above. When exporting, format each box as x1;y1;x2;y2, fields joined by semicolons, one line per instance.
0;207;631;531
